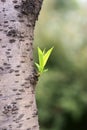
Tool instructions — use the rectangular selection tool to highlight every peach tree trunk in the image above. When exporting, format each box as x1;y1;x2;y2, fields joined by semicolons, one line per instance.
0;0;43;130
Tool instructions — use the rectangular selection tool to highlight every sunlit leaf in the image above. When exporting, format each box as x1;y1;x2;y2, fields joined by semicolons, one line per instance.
43;47;53;67
35;47;53;75
35;63;40;70
43;69;48;72
38;47;44;67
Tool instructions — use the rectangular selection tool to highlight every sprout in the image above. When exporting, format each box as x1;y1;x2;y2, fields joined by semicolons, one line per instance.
35;47;53;75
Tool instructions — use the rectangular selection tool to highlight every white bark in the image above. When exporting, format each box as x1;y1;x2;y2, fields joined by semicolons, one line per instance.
0;0;43;129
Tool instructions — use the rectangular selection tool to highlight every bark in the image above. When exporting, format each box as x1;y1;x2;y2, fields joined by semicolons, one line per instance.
0;0;43;130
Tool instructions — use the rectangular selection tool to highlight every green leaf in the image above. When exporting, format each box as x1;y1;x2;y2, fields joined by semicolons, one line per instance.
38;47;44;68
43;47;53;67
35;63;40;71
43;69;48;72
35;47;53;75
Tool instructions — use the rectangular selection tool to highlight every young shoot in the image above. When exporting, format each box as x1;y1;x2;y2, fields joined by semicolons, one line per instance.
35;47;53;75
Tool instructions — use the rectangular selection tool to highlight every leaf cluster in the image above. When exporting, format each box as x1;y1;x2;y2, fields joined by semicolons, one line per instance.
35;47;53;75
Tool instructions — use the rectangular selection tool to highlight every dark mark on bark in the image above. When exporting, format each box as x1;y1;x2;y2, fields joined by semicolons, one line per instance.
7;49;11;51
1;0;6;2
0;67;4;71
30;101;33;104
24;81;29;84
15;81;19;83
2;45;6;48
10;19;16;22
15;70;19;73
26;49;30;51
0;94;3;96
26;117;30;120
0;29;3;31
3;104;18;115
17;13;23;18
15;74;20;76
3;62;10;66
19;89;25;92
19;39;25;42
4;30;8;33
20;60;25;63
26;43;29;45
4;14;6;16
12;89;17;91
6;51;10;55
9;39;16;43
32;110;38;118
7;29;17;37
24;105;31;108
25;76;30;81
8;27;13;29
25;86;30;88
11;102;17;104
16;92;21;95
26;128;31;130
7;55;12;58
21;84;24;86
26;23;31;27
15;98;22;100
16;65;21;68
18;19;24;23
21;55;26;58
32;125;37;128
13;0;17;3
4;21;8;24
14;5;20;9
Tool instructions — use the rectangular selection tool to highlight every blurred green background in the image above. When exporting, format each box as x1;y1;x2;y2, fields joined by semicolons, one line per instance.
34;0;87;130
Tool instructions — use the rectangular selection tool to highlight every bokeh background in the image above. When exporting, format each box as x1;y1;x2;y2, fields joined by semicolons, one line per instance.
34;0;87;130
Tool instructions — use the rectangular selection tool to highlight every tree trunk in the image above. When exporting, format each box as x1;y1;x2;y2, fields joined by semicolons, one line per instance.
0;0;43;129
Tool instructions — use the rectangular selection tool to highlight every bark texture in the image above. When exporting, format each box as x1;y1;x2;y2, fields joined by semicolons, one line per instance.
0;0;43;130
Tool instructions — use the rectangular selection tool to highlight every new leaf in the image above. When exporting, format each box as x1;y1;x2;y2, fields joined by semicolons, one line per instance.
35;47;53;75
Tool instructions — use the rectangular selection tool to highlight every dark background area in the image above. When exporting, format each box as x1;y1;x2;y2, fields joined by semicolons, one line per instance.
34;0;87;130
